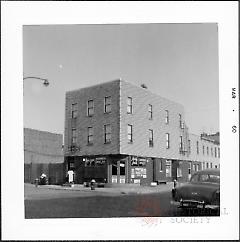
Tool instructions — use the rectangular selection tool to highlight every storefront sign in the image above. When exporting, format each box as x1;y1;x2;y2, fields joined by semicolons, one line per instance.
138;157;147;166
131;156;138;166
131;167;147;178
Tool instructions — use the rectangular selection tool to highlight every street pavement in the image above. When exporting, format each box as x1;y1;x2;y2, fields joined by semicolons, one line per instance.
24;183;219;218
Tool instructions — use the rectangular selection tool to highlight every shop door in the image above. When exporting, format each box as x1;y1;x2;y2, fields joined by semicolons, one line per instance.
111;160;126;183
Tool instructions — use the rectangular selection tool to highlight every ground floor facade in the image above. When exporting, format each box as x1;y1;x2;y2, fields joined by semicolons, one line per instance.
64;154;205;185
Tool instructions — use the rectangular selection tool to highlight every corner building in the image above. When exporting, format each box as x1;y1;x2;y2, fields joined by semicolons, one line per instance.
64;79;219;185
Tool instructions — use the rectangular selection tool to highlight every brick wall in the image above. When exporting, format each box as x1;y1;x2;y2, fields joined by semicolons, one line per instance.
64;80;120;157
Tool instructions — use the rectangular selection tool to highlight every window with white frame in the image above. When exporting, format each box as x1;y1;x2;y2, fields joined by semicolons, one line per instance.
149;129;153;147
127;97;132;114
104;124;111;143
127;124;133;143
71;103;78;118
87;127;93;144
166;133;170;149
71;128;77;144
148;104;153;120
104;96;111;113
165;110;169;124
87;100;94;116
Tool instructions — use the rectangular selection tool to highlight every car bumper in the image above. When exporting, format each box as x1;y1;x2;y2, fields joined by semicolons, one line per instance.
171;199;219;210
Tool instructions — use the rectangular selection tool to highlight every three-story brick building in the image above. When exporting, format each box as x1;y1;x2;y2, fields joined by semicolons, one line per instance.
64;79;219;185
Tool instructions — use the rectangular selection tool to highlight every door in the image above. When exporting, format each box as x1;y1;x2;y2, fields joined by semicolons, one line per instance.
111;160;126;183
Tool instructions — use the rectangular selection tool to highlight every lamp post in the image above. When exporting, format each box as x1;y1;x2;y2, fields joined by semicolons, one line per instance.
23;76;50;86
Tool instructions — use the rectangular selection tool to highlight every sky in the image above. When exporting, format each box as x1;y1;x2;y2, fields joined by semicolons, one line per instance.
23;23;219;136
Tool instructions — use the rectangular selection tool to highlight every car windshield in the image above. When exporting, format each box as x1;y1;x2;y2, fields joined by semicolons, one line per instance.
199;174;220;184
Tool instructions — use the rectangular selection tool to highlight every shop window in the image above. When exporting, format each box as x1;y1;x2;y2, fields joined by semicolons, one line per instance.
131;156;138;166
120;162;125;175
139;158;147;166
166;160;172;177
159;160;163;172
87;100;94;116
112;162;117;175
104;96;111;113
127;97;132;114
71;103;78;118
177;167;182;177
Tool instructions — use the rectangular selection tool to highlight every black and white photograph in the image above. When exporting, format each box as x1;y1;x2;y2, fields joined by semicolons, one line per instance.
2;2;239;240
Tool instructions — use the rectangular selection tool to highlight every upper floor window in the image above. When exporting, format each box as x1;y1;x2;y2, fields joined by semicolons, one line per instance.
166;133;170;149
148;104;153;120
87;127;93;144
71;103;78;118
179;114;182;128
127;97;133;114
179;136;183;150
214;147;217;157
127;124;133;143
203;145;205;155
218;147;220;158
87;100;94;116
165;110;169;124
149;129;154;147
196;141;199;154
207;146;209;155
104;96;111;113
71;128;77;144
211;147;213;156
104;124;111;143
188;139;191;153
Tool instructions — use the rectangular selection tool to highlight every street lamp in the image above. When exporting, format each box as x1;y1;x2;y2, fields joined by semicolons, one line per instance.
23;76;50;87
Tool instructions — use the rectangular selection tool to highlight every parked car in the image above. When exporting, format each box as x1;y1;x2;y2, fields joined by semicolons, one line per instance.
171;169;220;211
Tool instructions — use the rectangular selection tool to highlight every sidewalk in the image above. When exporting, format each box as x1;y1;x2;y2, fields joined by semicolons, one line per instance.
37;182;175;195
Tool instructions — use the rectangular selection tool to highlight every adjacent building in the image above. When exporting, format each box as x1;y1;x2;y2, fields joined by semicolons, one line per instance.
64;79;220;185
24;128;64;184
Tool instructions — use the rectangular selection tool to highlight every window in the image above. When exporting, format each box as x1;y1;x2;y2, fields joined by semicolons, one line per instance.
87;127;93;144
177;167;182;177
148;104;153;119
203;145;205;155
159;160;163;171
166;160;172;177
71;128;77;144
218;147;220;158
179;136;183;150
215;165;218;169
179;114;182;128
188;162;191;175
207;146;209;155
87;100;94;116
202;162;205;170
165;110;169;124
206;162;209;169
214;147;217;157
188;140;191;153
127;124;133;143
210;162;213;168
149;129;153;147
104;96;111;113
104;124;111;143
127;97;132;114
197;141;199;154
166;133;170;149
71;103;78;118
211;147;213;156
